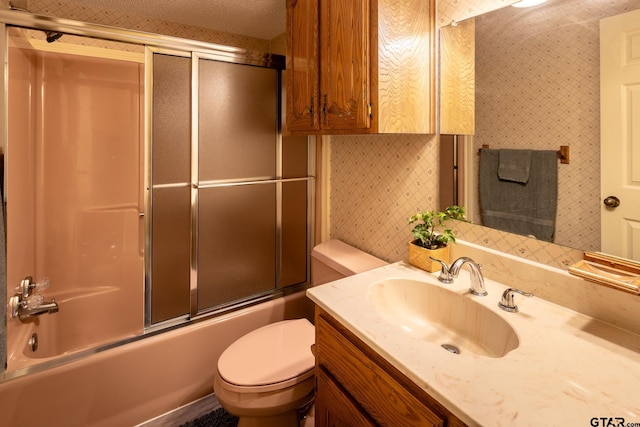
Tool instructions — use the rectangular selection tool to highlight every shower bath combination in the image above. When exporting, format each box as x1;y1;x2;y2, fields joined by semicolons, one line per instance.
8;1;63;42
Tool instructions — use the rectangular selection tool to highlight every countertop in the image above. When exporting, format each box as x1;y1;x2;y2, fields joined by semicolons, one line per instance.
306;261;640;426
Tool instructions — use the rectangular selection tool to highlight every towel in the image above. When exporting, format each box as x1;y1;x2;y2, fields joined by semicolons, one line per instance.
498;149;532;183
479;148;558;242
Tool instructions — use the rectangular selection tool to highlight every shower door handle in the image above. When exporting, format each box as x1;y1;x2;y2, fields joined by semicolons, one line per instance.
603;196;620;208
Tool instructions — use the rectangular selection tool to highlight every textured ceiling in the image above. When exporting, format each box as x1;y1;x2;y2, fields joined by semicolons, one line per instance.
62;0;285;40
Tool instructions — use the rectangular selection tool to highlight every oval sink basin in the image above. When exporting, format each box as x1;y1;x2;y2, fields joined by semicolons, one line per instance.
368;278;519;358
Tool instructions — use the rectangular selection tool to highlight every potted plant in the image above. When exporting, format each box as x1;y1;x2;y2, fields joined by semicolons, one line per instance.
408;205;466;272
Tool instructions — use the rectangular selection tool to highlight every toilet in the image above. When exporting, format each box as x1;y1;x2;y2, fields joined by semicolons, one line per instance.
213;240;387;427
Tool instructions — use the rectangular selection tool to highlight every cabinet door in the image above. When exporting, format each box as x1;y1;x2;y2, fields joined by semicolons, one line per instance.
286;0;320;132
320;0;371;131
317;368;376;427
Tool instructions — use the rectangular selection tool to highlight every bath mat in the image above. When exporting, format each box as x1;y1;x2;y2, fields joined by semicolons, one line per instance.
179;407;238;427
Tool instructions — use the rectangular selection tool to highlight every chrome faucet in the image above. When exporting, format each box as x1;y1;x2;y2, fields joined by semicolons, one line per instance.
498;288;534;313
10;297;59;320
430;256;488;296
8;276;59;321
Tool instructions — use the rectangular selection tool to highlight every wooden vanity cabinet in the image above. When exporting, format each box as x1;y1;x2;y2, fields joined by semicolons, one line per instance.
286;0;435;135
315;307;467;427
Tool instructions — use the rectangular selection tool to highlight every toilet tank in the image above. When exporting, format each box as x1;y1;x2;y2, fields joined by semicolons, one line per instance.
311;240;388;285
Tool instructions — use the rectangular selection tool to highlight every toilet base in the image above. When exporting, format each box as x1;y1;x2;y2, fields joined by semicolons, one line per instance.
237;411;298;427
236;401;314;427
214;373;315;427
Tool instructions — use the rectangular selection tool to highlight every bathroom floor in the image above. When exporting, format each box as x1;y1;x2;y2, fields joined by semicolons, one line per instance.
137;394;315;427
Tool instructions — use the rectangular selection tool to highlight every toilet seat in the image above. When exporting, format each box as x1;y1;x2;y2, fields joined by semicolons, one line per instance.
217;318;315;393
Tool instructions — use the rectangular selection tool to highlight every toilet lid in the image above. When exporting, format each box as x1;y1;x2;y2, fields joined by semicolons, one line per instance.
217;318;315;387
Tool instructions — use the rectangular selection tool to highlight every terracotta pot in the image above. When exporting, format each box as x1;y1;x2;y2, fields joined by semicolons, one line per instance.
407;240;450;272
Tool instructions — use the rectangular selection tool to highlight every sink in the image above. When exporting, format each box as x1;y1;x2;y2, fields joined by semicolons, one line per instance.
367;278;519;358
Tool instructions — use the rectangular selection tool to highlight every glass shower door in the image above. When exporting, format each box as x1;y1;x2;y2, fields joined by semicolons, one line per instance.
150;50;311;324
196;58;279;312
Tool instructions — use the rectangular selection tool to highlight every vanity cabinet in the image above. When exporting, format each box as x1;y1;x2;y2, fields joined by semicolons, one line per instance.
286;0;435;135
315;307;467;427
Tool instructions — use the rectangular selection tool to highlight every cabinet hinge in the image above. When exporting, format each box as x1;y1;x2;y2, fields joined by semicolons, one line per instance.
368;103;373;119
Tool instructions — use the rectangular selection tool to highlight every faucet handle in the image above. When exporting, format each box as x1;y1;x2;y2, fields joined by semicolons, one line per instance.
16;276;51;298
430;257;453;283
499;288;534;313
17;276;36;298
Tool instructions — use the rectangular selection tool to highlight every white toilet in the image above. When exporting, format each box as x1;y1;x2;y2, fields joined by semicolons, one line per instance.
213;240;387;427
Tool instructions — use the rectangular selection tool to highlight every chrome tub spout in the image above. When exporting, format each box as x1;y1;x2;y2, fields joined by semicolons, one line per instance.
9;295;59;321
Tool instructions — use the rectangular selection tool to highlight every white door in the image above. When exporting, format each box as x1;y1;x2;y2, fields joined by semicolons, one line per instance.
600;9;640;261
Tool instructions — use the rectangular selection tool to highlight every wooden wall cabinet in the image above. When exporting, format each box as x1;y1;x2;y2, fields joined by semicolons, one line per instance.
286;0;435;135
315;307;468;427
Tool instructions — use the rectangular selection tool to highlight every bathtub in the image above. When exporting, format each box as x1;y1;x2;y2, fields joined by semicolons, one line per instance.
6;286;141;371
0;289;314;426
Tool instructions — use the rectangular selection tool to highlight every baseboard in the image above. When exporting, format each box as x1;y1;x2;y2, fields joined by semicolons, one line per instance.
136;394;221;427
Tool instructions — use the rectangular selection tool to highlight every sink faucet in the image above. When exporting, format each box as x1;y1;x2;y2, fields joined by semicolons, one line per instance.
498;288;534;313
8;276;59;321
430;256;488;296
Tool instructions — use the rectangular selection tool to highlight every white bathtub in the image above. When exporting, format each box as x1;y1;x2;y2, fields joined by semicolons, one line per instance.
0;290;314;427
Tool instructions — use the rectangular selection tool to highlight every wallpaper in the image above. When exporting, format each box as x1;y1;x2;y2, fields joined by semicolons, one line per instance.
329;134;440;262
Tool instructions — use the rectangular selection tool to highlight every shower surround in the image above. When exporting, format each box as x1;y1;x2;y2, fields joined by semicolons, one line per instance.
6;42;144;371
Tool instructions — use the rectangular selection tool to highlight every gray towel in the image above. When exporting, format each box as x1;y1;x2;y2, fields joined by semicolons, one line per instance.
479;149;558;242
498;149;532;183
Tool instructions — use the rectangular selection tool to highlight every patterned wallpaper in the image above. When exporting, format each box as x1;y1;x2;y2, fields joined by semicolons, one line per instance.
329;134;440;262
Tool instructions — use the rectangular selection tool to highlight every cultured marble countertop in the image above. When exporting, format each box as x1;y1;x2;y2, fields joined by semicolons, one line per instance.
306;262;640;427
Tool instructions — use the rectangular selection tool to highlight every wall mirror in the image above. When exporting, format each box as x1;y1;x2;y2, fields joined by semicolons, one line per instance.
442;0;640;263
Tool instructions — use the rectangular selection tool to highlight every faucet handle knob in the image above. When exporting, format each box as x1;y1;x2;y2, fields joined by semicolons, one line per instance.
17;276;36;298
499;288;534;313
430;257;454;283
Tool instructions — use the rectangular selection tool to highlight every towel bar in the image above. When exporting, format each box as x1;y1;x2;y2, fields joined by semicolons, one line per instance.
478;145;570;164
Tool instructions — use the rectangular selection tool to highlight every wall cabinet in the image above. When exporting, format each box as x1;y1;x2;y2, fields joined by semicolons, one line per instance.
286;0;435;135
315;307;467;427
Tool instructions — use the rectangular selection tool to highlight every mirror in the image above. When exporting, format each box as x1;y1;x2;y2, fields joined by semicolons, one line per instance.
445;0;640;262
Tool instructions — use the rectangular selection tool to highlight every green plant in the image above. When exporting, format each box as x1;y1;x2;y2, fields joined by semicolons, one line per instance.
408;205;466;250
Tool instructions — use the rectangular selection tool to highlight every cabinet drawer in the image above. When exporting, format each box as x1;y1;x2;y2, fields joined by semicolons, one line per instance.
316;313;444;427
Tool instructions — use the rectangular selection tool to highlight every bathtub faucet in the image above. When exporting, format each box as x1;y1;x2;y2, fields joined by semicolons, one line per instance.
9;276;59;321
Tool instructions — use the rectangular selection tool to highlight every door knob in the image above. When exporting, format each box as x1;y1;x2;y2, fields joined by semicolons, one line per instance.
603;196;620;208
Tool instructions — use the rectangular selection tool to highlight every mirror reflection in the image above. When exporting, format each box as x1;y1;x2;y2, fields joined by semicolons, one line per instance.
456;0;640;261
